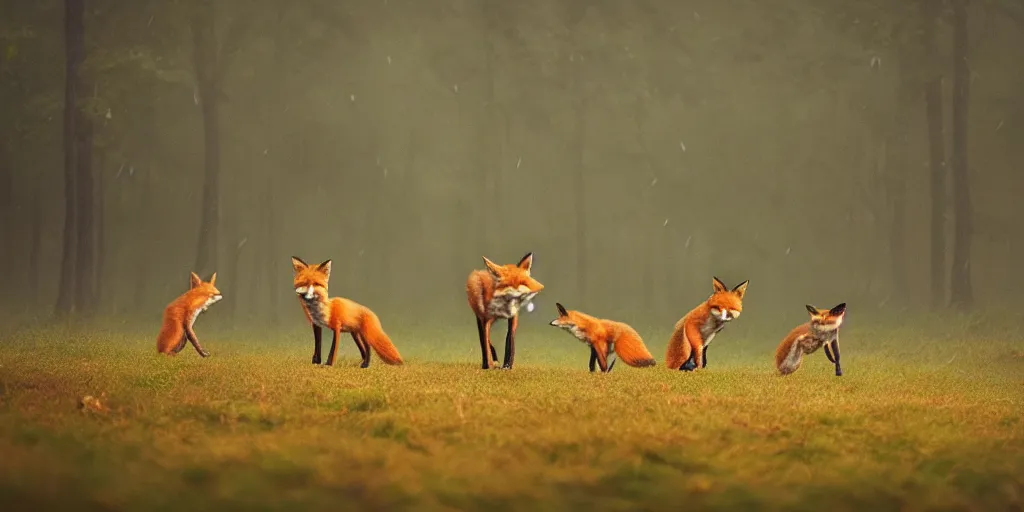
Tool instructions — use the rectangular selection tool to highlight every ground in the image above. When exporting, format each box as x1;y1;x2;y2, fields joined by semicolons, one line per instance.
0;315;1021;511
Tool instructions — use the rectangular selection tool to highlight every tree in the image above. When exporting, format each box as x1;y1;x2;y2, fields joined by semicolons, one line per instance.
190;0;249;278
55;0;85;317
922;0;949;310
949;0;973;310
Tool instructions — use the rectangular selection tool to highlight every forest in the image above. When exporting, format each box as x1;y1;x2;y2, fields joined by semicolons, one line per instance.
1;0;1023;329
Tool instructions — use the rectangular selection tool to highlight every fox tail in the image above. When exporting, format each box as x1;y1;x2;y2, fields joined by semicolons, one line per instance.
615;334;657;368
361;311;404;365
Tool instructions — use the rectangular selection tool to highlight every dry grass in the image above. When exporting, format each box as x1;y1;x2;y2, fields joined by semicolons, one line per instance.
0;316;1021;511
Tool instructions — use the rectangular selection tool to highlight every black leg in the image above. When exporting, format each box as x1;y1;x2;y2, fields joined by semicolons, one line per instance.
312;325;323;364
679;354;697;372
589;346;598;372
489;343;498;363
352;333;370;368
476;317;491;369
502;316;518;369
701;345;709;368
823;344;836;363
830;339;842;376
607;356;616;373
326;329;339;366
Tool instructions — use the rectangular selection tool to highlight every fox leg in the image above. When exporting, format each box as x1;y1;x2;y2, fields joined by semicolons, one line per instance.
683;343;704;372
502;315;519;369
311;325;323;364
829;339;842;376
589;346;598;372
594;347;609;372
352;332;371;368
172;334;188;354
477;317;499;369
701;345;709;368
325;329;342;366
184;324;210;358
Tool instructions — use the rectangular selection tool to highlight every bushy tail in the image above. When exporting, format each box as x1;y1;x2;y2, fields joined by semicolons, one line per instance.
664;322;692;369
774;337;802;375
361;311;404;365
614;332;656;368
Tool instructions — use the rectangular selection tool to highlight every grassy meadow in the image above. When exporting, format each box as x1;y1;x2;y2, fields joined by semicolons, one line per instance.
0;312;1022;511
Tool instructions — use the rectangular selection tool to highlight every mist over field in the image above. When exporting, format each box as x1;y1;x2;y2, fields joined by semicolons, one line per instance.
0;1;1022;510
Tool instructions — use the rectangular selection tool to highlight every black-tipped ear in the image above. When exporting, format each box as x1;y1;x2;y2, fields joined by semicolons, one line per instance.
556;302;568;317
829;303;847;316
291;256;308;273
518;252;534;272
731;280;749;299
805;304;818;315
712;276;728;293
317;260;332;281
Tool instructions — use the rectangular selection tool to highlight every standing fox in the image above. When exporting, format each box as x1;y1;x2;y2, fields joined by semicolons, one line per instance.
291;256;403;368
665;277;749;371
466;252;544;370
156;272;223;357
549;303;656;372
775;303;846;376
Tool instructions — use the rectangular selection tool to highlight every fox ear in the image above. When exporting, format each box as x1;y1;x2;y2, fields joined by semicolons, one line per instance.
208;272;217;286
517;252;534;274
317;260;332;281
482;256;503;278
829;303;847;316
712;276;728;293
556;302;568;317
189;272;202;289
805;304;819;316
731;280;749;299
291;256;308;273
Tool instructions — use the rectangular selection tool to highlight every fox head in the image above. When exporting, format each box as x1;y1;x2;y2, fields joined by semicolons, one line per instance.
291;256;331;301
805;303;846;331
482;252;544;300
188;271;223;309
706;276;749;322
549;302;593;344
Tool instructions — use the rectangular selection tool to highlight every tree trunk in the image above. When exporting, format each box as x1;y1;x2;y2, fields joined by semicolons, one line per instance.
885;132;909;299
73;114;95;316
94;149;107;310
55;0;85;317
29;181;42;308
572;52;588;301
949;0;974;310
133;167;155;311
923;0;948;310
191;7;221;278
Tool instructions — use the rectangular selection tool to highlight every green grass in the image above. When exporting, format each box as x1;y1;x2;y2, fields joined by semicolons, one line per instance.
0;317;1022;511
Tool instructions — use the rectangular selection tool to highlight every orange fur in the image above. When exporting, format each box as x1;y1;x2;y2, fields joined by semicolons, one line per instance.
291;256;403;367
665;277;749;371
550;303;656;372
466;252;544;369
156;272;222;357
775;303;846;376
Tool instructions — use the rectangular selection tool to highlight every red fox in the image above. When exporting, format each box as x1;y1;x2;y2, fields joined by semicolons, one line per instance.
466;252;544;369
665;276;749;371
775;303;846;376
549;303;656;372
291;256;403;367
156;272;222;357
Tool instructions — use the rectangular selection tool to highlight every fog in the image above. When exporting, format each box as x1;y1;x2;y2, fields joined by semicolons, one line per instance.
1;0;1022;338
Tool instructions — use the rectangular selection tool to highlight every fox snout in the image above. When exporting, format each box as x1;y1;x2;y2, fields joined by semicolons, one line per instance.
295;286;316;300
